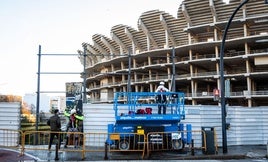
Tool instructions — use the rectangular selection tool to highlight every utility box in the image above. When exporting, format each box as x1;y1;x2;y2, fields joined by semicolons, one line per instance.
201;127;216;155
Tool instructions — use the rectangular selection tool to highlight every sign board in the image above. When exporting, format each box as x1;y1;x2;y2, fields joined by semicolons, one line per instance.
65;82;83;115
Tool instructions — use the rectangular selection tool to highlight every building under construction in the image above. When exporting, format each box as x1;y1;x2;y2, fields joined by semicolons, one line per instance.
78;0;268;107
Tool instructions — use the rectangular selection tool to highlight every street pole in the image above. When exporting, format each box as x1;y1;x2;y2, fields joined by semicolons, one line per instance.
82;44;87;103
171;47;176;92
127;49;132;93
35;45;41;144
219;0;249;154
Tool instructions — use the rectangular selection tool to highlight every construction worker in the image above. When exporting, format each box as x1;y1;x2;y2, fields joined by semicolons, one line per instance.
64;108;84;148
155;81;169;114
47;109;61;151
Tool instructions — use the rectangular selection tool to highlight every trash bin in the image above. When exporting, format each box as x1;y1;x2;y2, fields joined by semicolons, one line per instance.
201;127;216;155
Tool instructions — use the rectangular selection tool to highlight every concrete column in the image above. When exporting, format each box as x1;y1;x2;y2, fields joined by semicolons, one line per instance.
192;82;197;105
135;85;138;92
245;43;252;107
122;75;125;83
133;59;136;68
140;86;144;92
121;61;124;69
111;64;114;71
189;49;193;60
244;24;248;37
167;53;170;63
149;69;152;80
133;72;137;82
188;33;192;44
148;56;151;65
167;68;171;79
112;76;115;85
150;84;153;92
123;86;126;92
165;30;169;48
214;28;218;41
188;49;195;105
132;41;136;54
147;36;150;51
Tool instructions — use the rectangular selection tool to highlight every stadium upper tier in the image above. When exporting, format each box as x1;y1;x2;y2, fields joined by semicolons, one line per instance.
77;0;268;107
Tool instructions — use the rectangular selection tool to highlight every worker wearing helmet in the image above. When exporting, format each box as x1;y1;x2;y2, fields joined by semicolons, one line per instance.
64;108;84;148
155;81;169;114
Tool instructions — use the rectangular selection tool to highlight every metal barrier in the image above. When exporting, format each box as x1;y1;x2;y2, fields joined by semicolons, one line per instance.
0;129;23;155
146;130;218;157
0;129;218;160
82;132;107;159
22;130;85;159
21;131;146;160
107;133;146;158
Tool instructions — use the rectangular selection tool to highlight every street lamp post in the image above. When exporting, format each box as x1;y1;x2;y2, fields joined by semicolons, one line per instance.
127;49;132;93
35;45;41;144
171;47;176;92
219;0;249;153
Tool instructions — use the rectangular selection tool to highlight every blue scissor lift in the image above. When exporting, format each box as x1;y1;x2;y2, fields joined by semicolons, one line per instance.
107;91;192;151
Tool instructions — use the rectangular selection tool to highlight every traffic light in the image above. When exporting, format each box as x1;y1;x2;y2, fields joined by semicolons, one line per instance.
213;88;220;101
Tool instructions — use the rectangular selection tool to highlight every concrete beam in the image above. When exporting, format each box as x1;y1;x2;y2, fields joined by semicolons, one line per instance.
125;27;143;52
101;36;119;57
85;44;100;63
182;2;192;26
209;0;217;22
160;14;177;47
138;19;158;50
111;32;127;55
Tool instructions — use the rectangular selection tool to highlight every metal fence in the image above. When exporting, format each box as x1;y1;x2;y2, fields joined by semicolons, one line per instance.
0;129;23;155
0;128;218;160
146;129;218;157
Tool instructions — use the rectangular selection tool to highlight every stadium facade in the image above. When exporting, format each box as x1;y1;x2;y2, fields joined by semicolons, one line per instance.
78;0;268;107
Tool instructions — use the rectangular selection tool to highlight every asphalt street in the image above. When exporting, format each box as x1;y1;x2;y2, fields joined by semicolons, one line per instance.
0;145;267;162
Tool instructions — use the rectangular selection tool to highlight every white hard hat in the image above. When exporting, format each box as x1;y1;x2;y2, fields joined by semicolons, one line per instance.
70;109;76;115
160;81;165;85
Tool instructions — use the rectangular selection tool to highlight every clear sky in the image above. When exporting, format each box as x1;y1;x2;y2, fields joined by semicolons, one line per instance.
0;0;183;96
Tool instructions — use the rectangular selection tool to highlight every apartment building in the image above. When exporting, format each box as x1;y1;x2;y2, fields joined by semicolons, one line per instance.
79;0;268;107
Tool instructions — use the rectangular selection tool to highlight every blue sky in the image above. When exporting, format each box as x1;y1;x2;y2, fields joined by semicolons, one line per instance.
0;0;182;96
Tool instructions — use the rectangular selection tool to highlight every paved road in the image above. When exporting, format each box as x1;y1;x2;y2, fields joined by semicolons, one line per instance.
1;145;267;162
0;148;39;162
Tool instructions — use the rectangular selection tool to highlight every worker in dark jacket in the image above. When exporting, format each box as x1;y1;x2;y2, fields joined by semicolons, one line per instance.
47;109;61;151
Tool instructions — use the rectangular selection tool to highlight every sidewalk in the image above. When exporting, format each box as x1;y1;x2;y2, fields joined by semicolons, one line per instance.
1;145;267;162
